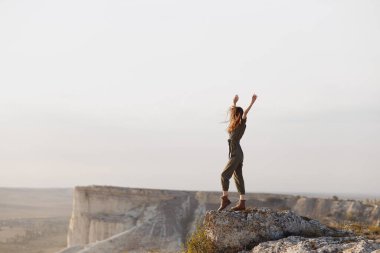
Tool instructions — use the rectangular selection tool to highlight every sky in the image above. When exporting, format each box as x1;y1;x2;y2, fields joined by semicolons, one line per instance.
0;0;379;195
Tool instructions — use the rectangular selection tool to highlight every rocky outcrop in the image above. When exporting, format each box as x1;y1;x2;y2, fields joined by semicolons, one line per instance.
61;207;380;253
59;186;380;253
204;208;350;253
245;236;380;253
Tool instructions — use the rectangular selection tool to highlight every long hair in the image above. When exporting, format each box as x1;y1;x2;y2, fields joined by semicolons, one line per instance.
227;106;244;133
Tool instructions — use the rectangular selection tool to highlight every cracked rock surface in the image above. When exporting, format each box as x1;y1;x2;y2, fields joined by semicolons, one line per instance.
243;236;380;253
204;208;352;253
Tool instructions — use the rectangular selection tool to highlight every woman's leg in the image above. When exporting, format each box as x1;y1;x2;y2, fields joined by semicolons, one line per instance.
221;157;240;193
233;161;245;196
231;161;246;211
218;158;239;211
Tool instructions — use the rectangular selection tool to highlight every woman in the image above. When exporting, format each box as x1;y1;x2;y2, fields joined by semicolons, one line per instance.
218;93;258;211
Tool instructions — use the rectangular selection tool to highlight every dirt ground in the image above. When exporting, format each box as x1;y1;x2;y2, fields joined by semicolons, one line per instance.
0;188;72;253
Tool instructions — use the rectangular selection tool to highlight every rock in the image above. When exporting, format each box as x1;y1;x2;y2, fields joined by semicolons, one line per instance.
58;186;380;253
204;208;349;253
67;186;201;252
245;236;380;253
292;197;380;227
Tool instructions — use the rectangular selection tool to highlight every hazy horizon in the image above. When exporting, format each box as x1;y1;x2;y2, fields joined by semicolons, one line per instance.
1;186;380;201
1;0;379;195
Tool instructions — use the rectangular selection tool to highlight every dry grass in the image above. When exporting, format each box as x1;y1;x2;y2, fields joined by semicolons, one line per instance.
181;223;216;253
331;222;380;240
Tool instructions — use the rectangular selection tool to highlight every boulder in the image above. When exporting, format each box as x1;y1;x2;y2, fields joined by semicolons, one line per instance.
204;208;349;253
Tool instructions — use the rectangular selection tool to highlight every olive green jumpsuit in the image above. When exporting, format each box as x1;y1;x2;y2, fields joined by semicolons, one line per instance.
221;117;247;195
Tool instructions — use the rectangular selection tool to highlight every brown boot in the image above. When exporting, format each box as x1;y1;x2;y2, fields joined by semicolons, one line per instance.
217;195;231;211
230;199;246;211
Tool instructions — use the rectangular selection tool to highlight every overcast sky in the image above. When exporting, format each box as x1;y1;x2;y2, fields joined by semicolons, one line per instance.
0;0;379;195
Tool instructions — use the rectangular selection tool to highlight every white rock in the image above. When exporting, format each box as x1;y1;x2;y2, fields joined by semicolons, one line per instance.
204;208;350;253
246;236;380;253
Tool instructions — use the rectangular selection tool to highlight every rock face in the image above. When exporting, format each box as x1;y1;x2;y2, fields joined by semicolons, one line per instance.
291;197;380;227
247;236;380;253
60;185;380;253
204;208;349;253
68;186;202;252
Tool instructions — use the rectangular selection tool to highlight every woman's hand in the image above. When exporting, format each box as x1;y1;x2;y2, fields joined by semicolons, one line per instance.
251;94;258;104
233;95;239;106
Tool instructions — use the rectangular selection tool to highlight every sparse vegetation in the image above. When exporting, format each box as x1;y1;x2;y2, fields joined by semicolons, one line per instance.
182;223;216;253
330;222;380;240
276;205;291;211
363;198;380;206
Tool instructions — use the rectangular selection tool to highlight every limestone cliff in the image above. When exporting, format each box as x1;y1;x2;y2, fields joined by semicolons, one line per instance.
67;186;200;252
60;185;380;253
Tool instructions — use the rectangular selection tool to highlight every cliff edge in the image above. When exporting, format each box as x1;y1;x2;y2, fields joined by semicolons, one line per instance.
204;208;380;253
57;185;380;253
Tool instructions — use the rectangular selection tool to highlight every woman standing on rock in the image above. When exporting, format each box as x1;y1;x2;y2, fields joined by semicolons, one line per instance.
218;93;258;211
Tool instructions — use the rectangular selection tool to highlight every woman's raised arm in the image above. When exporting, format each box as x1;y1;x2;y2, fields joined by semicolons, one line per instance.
231;94;239;108
242;93;257;119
